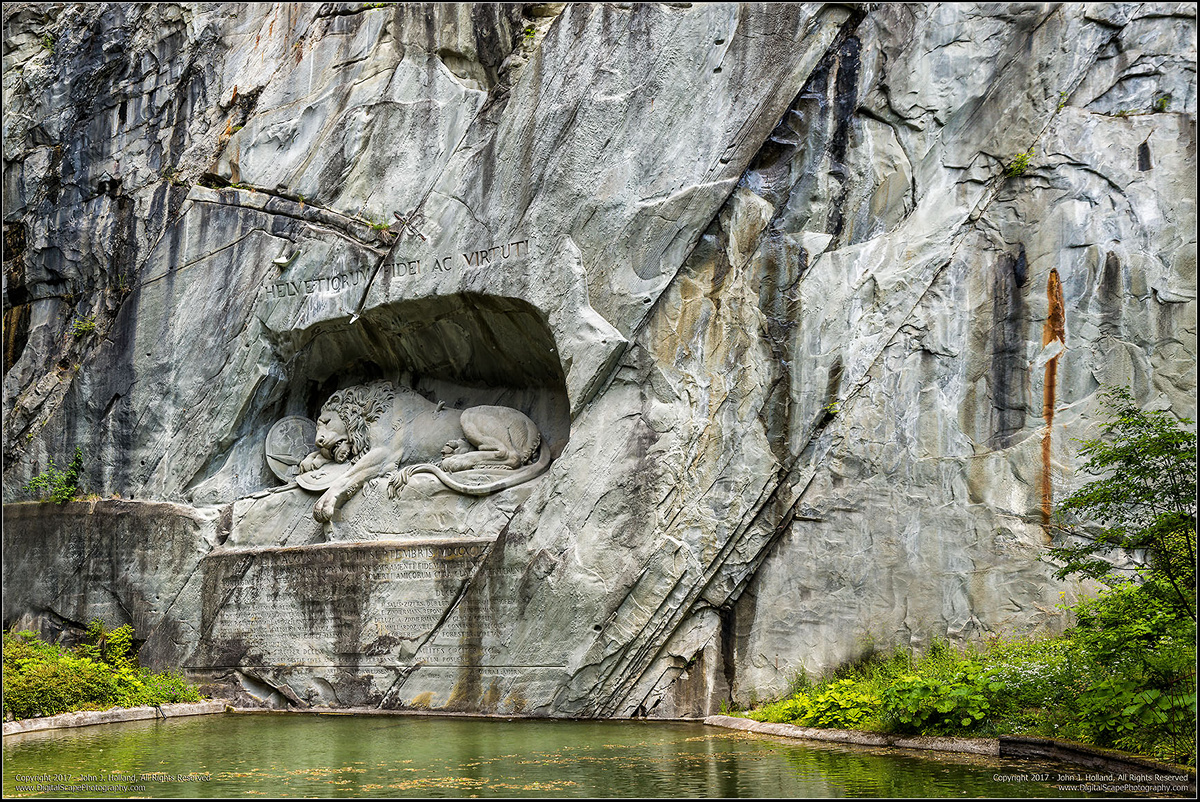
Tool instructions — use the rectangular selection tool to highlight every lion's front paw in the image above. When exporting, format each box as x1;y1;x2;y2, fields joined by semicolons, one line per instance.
313;492;338;522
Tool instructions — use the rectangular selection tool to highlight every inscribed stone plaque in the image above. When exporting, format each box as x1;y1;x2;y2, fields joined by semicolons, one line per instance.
193;540;491;669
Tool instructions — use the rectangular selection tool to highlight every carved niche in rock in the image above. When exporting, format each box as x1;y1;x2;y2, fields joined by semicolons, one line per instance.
287;380;550;522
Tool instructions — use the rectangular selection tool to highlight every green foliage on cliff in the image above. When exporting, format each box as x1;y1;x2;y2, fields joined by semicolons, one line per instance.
24;446;84;503
1047;386;1196;621
2;622;203;721
1003;147;1034;177
70;315;96;338
745;640;1006;737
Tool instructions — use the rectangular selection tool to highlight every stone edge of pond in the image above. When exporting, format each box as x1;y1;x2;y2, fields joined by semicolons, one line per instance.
703;715;1197;785
703;714;999;755
2;701;230;736
998;735;1197;782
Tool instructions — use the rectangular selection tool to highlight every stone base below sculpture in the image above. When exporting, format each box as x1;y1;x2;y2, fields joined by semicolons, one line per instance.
190;537;569;714
226;471;535;549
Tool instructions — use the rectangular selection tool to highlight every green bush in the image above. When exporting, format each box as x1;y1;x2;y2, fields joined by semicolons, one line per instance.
746;694;813;724
980;636;1080;715
1066;580;1196;764
3;631;116;719
805;679;880;729
71;315;96;338
3;626;203;720
1047;386;1196;620
1070;579;1194;677
745;680;880;729
880;662;1003;733
24;446;84;503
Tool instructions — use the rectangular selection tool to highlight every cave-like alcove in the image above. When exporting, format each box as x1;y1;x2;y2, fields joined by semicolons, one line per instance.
278;293;570;457
186;294;570;504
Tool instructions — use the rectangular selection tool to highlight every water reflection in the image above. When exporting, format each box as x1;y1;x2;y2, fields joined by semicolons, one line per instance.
2;713;1160;798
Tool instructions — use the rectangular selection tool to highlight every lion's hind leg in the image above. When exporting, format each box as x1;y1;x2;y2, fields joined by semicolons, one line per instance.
441;436;517;472
442;407;536;473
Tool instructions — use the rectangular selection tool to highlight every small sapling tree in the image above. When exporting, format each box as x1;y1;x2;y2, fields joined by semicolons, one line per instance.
1047;387;1196;620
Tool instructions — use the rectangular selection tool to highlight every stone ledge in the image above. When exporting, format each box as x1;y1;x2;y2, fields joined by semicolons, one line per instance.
3;701;229;736
999;735;1197;783
704;715;1198;787
702;714;999;755
212;535;498;556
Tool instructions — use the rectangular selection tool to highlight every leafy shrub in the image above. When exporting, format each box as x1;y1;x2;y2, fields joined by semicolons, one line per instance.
1048;386;1196;620
1078;675;1196;764
1066;580;1197;764
746;681;880;729
24;446;84;503
880;662;1003;733
105;623;135;669
1070;580;1194;677
739;615;1195;764
805;679;880;729
981;636;1080;714
77;619;136;670
2;631;116;719
746;694;812;724
3;626;203;720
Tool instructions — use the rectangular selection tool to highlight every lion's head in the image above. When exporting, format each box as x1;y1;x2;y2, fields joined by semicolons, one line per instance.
316;381;396;462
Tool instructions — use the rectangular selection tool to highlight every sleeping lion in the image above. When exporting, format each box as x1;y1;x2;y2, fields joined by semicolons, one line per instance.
296;380;550;522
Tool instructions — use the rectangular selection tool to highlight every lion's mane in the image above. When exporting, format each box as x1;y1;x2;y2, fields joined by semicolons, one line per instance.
323;380;396;461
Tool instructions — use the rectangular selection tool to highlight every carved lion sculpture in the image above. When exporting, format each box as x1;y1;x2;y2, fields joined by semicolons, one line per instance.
296;380;550;522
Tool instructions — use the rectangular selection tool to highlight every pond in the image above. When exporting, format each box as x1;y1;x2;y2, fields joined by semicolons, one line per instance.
1;713;1174;798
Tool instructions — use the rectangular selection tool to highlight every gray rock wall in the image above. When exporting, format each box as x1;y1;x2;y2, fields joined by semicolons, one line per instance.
3;2;1195;716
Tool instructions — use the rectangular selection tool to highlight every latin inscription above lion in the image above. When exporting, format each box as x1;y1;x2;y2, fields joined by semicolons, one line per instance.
274;381;550;522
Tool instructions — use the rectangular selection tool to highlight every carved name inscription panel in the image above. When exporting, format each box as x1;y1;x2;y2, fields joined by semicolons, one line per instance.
390;238;531;280
264;268;371;299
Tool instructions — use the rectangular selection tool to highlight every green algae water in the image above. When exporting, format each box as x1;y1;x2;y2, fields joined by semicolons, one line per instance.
2;713;1168;798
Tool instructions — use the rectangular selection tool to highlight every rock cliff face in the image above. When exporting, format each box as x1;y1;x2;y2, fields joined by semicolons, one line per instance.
3;2;1196;716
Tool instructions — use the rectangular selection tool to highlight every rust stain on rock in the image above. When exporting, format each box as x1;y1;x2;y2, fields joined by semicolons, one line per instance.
1040;269;1066;535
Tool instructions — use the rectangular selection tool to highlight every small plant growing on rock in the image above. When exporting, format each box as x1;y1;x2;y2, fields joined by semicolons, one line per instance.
70;315;95;338
25;446;84;504
1153;93;1172;113
1004;148;1034;178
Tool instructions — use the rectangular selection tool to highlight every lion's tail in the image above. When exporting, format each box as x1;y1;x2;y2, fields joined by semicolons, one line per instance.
405;440;551;497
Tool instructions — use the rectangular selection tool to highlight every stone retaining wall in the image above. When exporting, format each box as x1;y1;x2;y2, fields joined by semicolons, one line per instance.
703;714;1197;791
2;701;228;736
